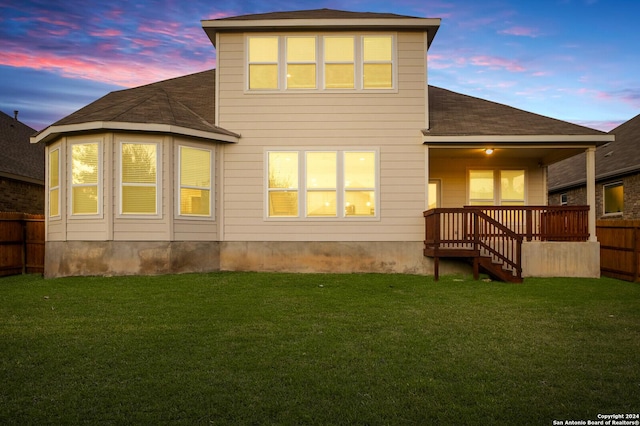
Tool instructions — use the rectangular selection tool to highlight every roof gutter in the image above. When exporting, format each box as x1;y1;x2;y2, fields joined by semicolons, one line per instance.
31;121;240;145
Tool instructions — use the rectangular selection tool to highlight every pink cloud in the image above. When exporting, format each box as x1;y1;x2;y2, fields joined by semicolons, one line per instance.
90;29;122;37
499;26;541;37
1;50;215;87
470;55;526;72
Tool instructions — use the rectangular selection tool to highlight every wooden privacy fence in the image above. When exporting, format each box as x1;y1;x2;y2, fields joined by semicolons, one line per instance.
0;212;45;277
597;220;640;282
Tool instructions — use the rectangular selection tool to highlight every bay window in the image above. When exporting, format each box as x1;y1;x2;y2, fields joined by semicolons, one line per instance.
120;142;159;215
71;142;100;215
48;148;60;218
179;146;212;217
267;150;378;219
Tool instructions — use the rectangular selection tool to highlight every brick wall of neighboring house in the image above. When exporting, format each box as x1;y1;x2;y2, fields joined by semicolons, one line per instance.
0;176;44;214
549;172;640;220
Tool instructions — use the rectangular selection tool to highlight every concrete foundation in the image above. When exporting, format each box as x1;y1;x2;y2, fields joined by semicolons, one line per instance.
521;241;600;278
45;241;220;278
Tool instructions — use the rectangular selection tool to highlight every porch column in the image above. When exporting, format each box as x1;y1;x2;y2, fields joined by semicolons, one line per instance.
586;146;597;242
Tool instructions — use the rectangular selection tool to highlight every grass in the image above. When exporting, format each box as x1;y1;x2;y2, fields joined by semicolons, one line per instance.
1;272;639;425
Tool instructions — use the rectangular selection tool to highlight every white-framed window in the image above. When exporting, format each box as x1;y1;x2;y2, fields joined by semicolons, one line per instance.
248;36;279;90
178;145;213;218
469;169;525;206
266;149;378;219
560;193;568;206
362;35;393;89
247;34;396;92
119;141;160;216
48;147;60;218
286;36;317;89
324;36;355;89
603;181;623;215
70;141;101;216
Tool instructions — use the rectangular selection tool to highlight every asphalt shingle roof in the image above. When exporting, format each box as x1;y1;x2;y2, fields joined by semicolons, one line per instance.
0;111;43;181
47;69;237;138
212;8;422;21
426;86;606;137
547;113;640;191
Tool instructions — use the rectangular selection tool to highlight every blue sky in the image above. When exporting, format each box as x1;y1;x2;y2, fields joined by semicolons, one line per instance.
1;0;638;131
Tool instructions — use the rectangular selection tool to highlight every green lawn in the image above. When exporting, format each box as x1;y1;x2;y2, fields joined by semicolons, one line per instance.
1;272;639;425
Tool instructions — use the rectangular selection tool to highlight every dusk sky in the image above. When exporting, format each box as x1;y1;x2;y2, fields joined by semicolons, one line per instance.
1;0;638;132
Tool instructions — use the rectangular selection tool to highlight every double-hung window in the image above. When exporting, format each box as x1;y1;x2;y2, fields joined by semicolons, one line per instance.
179;146;212;217
71;141;100;215
120;142;159;215
324;37;355;89
48;148;60;218
248;37;279;90
247;34;395;91
267;150;377;219
287;37;316;89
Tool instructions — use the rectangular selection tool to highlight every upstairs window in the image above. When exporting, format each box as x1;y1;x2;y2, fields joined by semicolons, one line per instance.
247;34;395;92
603;182;623;215
48;148;60;218
120;142;159;215
324;37;355;89
363;36;393;88
287;37;317;89
71;142;100;215
179;146;212;217
248;37;279;90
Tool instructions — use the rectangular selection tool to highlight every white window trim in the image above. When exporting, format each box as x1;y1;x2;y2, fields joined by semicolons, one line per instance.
118;140;162;218
560;193;568;206
467;168;527;206
69;139;103;219
602;181;623;216
48;146;61;220
264;148;380;221
246;33;397;93
176;144;214;220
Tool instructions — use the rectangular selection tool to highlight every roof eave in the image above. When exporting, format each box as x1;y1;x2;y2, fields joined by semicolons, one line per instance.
31;122;240;145
202;17;441;47
422;134;614;146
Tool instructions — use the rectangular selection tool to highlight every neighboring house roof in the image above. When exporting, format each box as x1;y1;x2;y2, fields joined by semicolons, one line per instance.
202;8;441;48
548;113;640;192
0;110;43;183
32;70;239;145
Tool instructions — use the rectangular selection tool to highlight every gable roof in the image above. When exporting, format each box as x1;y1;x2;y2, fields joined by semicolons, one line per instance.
0;111;43;183
548;113;640;192
32;70;239;145
202;8;441;48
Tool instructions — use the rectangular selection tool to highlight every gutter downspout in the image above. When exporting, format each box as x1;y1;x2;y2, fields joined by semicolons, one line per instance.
586;147;597;242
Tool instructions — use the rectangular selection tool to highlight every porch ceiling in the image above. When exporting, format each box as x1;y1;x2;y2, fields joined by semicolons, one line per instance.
427;146;587;166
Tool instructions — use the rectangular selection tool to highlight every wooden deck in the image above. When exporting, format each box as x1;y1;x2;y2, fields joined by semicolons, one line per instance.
424;206;590;283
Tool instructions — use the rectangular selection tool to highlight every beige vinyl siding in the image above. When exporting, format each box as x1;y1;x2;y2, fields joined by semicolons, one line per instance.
217;31;428;242
429;157;545;207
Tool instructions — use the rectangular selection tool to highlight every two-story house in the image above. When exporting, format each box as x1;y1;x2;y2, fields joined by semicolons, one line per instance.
32;9;612;280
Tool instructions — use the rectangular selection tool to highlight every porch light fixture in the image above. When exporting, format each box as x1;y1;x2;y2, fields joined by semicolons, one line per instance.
485;148;494;155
